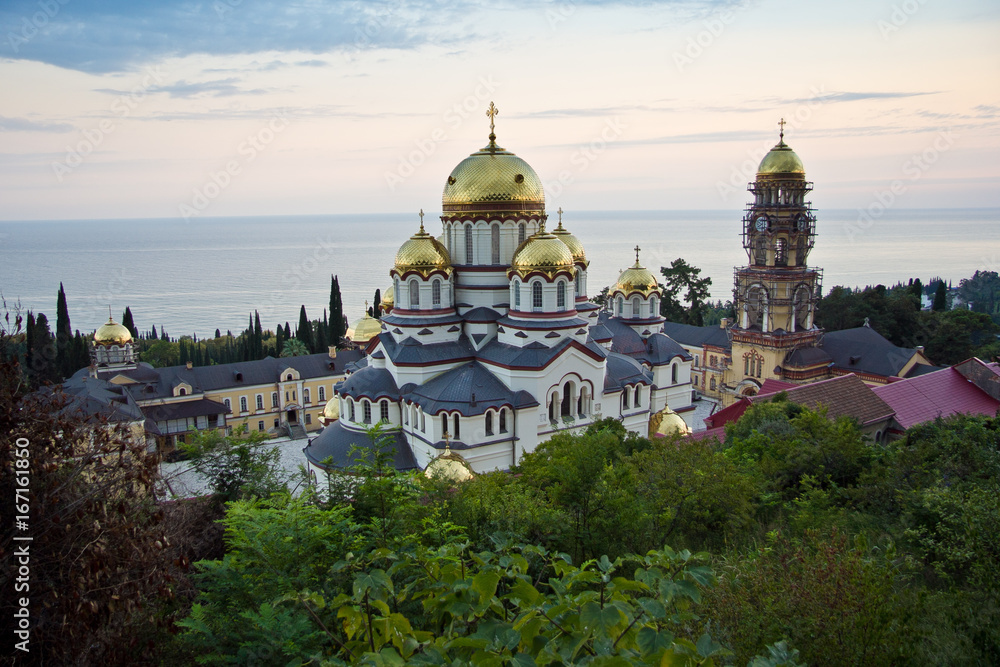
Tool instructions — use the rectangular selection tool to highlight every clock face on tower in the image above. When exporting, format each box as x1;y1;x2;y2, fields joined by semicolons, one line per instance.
754;216;768;232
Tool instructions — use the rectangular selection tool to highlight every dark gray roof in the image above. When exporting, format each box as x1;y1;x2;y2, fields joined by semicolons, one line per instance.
381;313;464;327
604;353;652;391
641;333;692;365
785;346;833;367
478;336;607;370
401;361;538;416
338;367;400;400
464;307;503;323
142;398;229;422
576;301;601;313
304;421;418;471
601;316;688;365
496;315;589;331
589;323;613;342
906;363;945;377
603;314;646;355
59;377;148;425
660;321;732;350
378;332;476;366
819;327;917;378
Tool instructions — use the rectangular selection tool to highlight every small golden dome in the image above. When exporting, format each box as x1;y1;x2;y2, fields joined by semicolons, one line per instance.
322;396;340;422
550;217;588;268
442;139;544;215
424;445;475;483
649;407;690;438
380;285;394;310
510;222;575;278
94;317;133;346
758;137;805;176
393;222;452;278
614;249;659;297
351;312;382;344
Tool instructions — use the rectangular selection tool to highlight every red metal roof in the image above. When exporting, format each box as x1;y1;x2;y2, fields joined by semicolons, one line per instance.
873;367;1000;430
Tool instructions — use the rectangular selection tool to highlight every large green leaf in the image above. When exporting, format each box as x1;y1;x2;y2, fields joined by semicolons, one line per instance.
580;601;626;637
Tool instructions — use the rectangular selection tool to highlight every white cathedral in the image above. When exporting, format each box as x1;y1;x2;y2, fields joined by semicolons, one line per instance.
305;106;695;474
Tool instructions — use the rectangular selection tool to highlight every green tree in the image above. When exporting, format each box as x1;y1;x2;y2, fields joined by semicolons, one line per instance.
56;282;73;378
329;274;346;346
660;258;712;326
280;338;309;357
933;280;948;311
297;305;314;352
121;306;138;339
180;425;287;502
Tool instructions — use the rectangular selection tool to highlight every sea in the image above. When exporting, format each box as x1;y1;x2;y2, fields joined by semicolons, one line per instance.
1;208;997;339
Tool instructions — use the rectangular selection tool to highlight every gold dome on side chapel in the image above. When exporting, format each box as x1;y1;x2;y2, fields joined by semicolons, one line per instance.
351;310;383;344
614;247;659;297
424;445;476;483
441;103;545;216
510;221;575;279
757;122;805;176
94;316;133;346
393;213;452;278
649;407;690;438
550;208;588;268
380;285;394;311
322;396;340;422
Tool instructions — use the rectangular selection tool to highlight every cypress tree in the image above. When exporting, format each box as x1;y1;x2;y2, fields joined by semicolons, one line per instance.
25;311;35;373
329;275;345;346
254;311;263;359
933;281;948;311
284;322;291;340
297;305;314;352
215;328;221;339
373;288;382;317
30;312;57;384
56;283;72;378
151;324;158;340
315;314;328;352
275;322;285;356
121;307;138;338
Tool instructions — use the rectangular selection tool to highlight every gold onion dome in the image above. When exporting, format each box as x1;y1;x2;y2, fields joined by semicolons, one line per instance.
322;396;340;422
550;209;588;267
424;445;475;483
615;247;659;297
94;316;132;346
757;120;805;175
351;309;382;344
510;222;575;278
380;285;394;310
393;214;452;278
649;407;690;438
442;103;544;215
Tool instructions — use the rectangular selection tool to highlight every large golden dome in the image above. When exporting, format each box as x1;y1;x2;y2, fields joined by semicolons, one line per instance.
550;216;588;268
393;221;452;278
441;123;544;215
510;223;575;278
351;312;383;344
94;317;132;346
424;445;475;483
758;137;805;176
614;250;659;297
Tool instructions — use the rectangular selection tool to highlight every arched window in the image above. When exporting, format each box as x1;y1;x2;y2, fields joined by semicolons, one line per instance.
491;224;500;264
465;224;473;264
632;296;641;318
441;413;448;437
409;280;420;308
447;223;453;253
362;400;372;424
224;398;231;412
453;413;460;439
650;296;658;316
485;411;494;436
513;279;521;309
754;237;766;265
532;282;543;311
775;238;788;266
380;400;389;423
403;404;409;425
240;396;248;412
432;279;441;307
622;388;630;410
575;272;582;297
349;400;356;422
634;385;641;407
499;408;507;433
420;411;425;431
557;282;566;309
303;388;310;404
518;222;526;244
255;394;263;410
671;364;678;385
318;387;325;402
616;296;624;317
710;376;717;390
179;387;187;396
272;391;279;407
562;381;574;417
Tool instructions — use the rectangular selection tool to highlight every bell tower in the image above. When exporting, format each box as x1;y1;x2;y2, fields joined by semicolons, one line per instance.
726;121;824;400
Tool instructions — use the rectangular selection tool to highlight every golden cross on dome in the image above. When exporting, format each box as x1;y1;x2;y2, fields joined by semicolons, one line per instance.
486;102;498;134
634;245;641;263
557;207;563;225
418;208;425;232
778;118;786;141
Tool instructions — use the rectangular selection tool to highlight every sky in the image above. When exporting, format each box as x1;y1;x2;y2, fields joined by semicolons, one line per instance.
1;0;998;221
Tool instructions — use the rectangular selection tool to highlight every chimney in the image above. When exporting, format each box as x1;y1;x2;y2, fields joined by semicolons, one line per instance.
328;345;337;359
186;361;193;370
719;318;729;329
